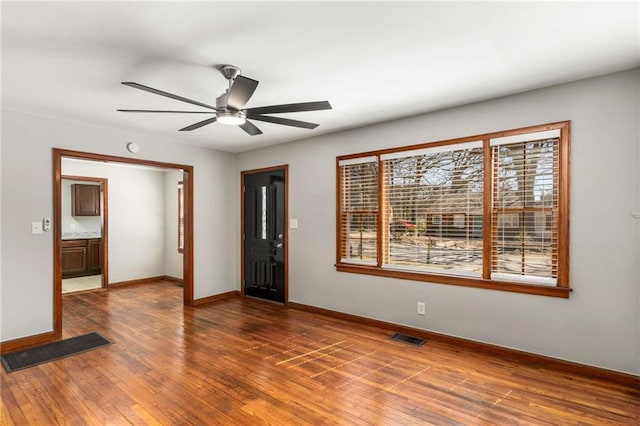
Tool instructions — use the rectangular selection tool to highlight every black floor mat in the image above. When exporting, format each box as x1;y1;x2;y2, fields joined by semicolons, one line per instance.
391;332;426;347
1;332;112;373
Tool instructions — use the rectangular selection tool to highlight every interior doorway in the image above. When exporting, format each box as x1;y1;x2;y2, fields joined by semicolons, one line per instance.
52;148;194;337
241;165;288;304
60;175;108;293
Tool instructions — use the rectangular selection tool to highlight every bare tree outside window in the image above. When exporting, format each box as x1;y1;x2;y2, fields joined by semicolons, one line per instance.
383;146;483;276
492;140;558;280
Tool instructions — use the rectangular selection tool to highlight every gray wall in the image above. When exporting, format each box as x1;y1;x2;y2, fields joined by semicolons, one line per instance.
0;111;238;341
62;160;169;283
1;69;637;375
237;69;640;374
637;70;640;377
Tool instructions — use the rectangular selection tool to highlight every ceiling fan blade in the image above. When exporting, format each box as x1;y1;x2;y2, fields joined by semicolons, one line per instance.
179;117;218;131
117;109;214;114
238;120;263;136
226;76;259;111
246;101;332;115
248;114;319;129
122;82;218;111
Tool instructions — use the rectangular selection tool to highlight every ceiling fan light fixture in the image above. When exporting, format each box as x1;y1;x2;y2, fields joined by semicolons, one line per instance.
217;110;246;125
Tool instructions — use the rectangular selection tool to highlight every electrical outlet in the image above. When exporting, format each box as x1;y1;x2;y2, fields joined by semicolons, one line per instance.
417;301;426;315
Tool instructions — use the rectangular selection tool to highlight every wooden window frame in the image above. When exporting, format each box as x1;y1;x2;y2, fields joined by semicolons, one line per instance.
336;121;571;298
338;158;379;265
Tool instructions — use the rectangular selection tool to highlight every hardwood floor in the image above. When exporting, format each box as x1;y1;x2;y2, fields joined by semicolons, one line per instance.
2;281;639;425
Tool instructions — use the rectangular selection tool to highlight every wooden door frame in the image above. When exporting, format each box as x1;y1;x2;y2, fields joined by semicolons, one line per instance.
53;149;195;338
240;165;289;305
61;175;109;288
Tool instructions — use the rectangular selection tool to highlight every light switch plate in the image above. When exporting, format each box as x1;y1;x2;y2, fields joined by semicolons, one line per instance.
289;219;298;229
31;222;43;234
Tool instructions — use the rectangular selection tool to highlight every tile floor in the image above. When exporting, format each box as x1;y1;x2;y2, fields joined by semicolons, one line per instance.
62;274;102;294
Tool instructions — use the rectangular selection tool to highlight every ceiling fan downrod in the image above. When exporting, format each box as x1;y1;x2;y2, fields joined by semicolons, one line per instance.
217;65;242;110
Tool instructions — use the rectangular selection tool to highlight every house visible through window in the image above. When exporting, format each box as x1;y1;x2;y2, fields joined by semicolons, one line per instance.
336;121;570;298
381;141;484;277
178;181;184;253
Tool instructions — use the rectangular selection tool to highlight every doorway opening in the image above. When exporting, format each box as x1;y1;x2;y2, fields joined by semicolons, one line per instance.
241;165;288;304
53;149;194;338
61;175;107;294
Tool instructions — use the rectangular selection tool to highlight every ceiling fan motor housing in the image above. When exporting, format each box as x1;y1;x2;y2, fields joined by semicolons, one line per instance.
216;92;229;110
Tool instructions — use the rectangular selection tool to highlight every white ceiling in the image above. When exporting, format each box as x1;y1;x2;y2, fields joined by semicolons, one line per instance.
2;2;639;153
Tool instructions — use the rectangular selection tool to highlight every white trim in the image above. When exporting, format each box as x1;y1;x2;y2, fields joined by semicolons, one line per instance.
490;129;560;147
338;156;378;167
491;272;557;286
382;264;481;278
380;140;483;161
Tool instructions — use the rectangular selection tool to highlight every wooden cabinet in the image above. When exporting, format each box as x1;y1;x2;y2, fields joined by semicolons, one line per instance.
62;239;101;278
61;240;87;278
87;239;102;274
72;184;100;216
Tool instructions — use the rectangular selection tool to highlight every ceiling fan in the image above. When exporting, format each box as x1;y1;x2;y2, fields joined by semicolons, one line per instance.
117;65;332;136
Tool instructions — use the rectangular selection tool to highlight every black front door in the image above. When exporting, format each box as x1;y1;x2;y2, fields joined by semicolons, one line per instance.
243;168;286;303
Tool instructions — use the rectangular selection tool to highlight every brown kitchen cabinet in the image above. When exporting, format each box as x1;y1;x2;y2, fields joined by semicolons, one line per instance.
72;184;100;216
87;238;102;274
62;238;102;278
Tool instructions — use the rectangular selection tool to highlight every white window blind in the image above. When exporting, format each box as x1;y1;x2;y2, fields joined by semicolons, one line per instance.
382;143;484;276
490;129;560;147
339;158;378;265
491;136;559;284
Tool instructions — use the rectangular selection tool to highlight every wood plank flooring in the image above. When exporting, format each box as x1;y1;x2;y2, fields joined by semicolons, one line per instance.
2;281;639;425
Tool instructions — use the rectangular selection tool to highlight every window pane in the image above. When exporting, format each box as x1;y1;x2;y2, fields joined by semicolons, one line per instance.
342;214;378;264
383;146;483;276
178;182;184;252
261;186;267;240
342;162;378;211
339;160;378;265
491;139;559;283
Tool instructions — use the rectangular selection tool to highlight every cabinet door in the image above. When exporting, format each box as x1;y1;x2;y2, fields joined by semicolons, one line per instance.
87;239;102;274
72;184;100;216
62;244;87;278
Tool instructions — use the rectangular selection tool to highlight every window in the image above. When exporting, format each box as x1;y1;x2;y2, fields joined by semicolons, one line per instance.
336;122;570;298
490;130;560;285
382;141;484;277
178;181;184;253
338;157;378;265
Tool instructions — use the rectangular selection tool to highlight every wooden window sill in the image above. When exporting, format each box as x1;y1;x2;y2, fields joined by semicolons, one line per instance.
335;263;571;298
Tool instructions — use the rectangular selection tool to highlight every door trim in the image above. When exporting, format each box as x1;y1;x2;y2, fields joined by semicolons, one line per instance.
61;175;109;288
241;165;289;305
53;148;195;339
